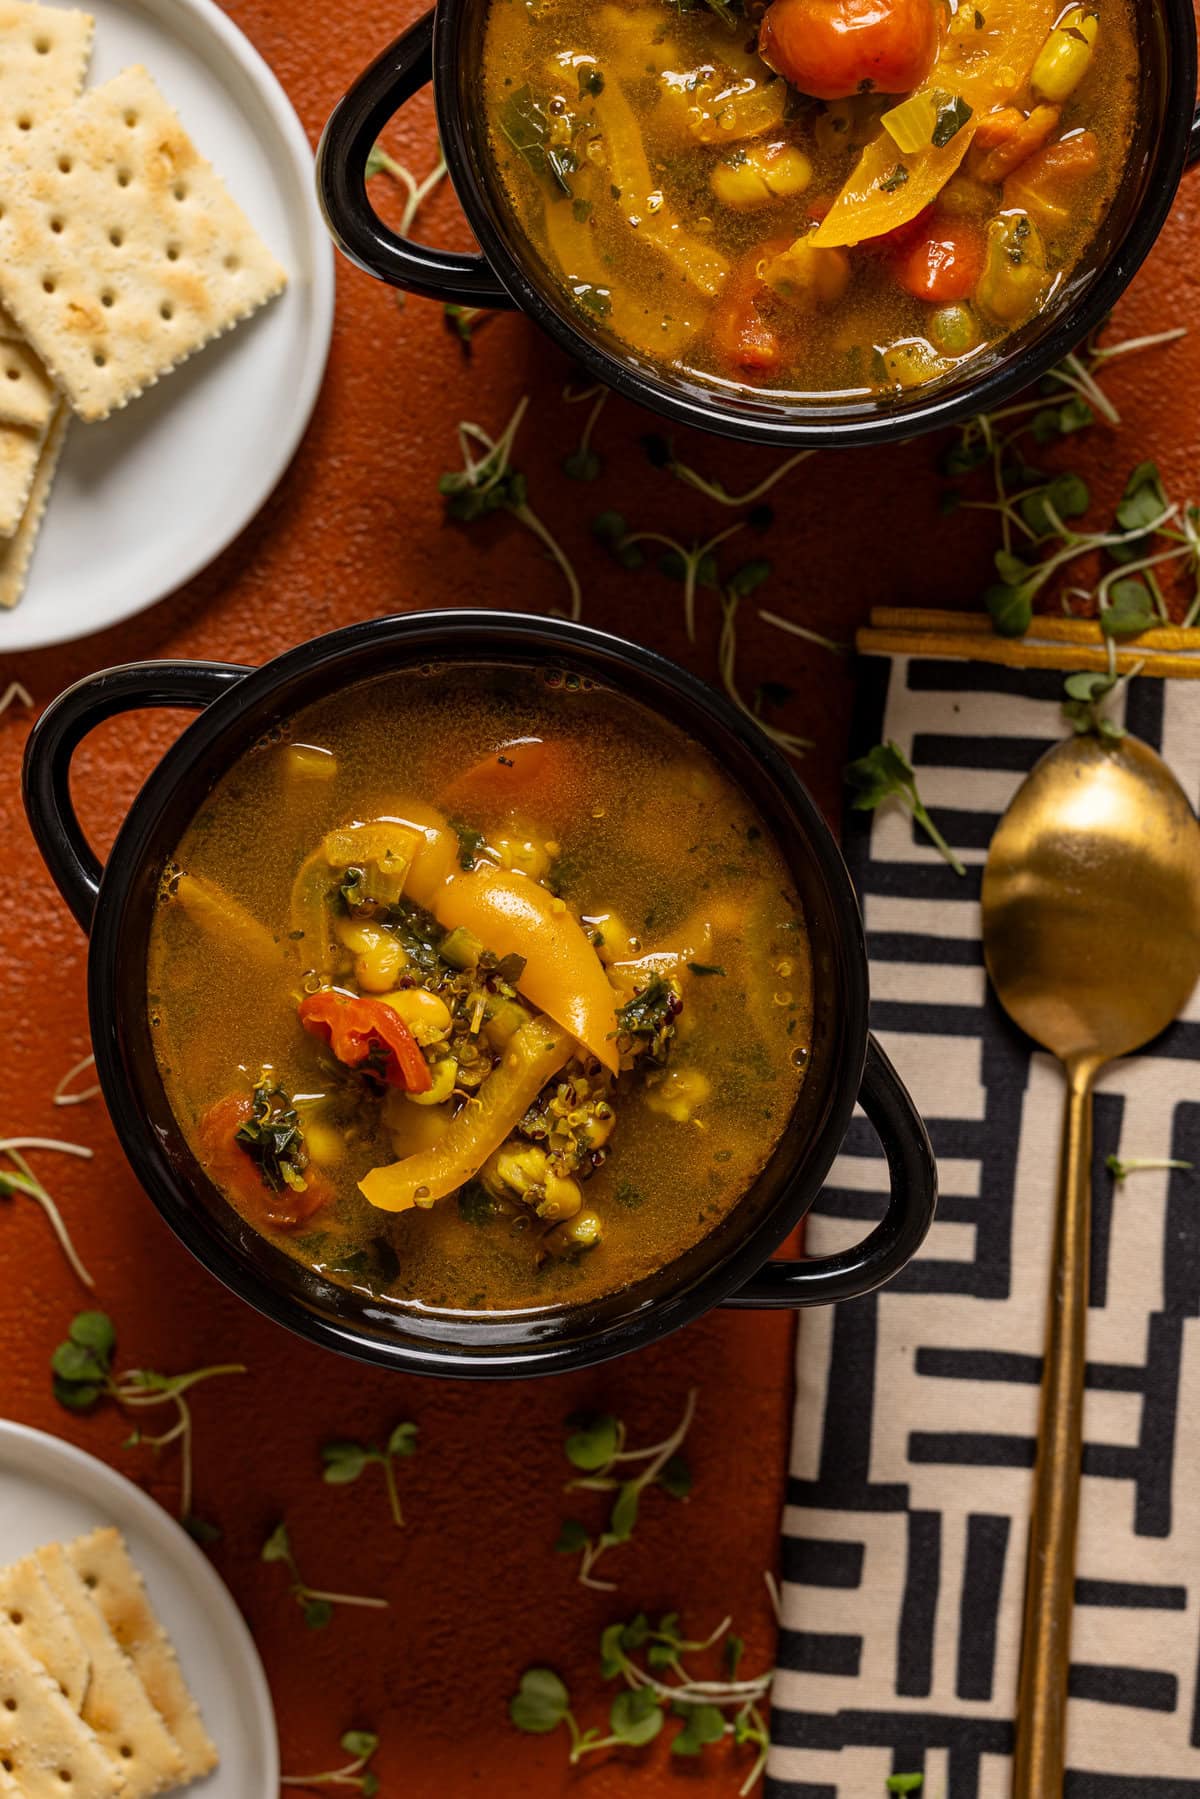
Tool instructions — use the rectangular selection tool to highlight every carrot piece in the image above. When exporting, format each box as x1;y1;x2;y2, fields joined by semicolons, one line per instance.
971;104;1061;184
440;738;572;813
1004;130;1100;225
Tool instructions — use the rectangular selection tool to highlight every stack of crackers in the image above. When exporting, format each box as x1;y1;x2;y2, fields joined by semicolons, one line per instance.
0;1527;217;1796
0;0;288;611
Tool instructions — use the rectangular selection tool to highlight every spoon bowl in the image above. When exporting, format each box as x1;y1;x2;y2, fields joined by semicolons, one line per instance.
984;732;1200;1066
981;727;1200;1798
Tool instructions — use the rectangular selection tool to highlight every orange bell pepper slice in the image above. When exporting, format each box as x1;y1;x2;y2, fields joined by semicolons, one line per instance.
434;864;620;1073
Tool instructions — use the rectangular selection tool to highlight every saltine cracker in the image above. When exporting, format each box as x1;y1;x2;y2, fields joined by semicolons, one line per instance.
0;2;94;156
0;401;66;605
68;1528;218;1781
0;64;287;421
0;411;49;536
0;1616;123;1799
0;336;56;429
35;1544;185;1797
0;1550;90;1708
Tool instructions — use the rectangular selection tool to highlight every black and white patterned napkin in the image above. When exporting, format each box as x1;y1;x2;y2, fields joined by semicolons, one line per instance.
767;657;1200;1799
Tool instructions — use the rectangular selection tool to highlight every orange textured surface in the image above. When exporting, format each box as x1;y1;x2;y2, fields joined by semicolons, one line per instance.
1;0;1199;1789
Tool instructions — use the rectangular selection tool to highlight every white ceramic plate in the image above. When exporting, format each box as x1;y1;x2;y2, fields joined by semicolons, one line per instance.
0;0;335;654
0;1420;278;1793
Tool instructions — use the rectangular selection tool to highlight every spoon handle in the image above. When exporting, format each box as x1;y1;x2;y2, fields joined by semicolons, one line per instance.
1012;1060;1095;1796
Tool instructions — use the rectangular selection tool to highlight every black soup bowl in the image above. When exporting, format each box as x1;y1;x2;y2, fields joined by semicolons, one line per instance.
316;0;1200;449
23;613;936;1378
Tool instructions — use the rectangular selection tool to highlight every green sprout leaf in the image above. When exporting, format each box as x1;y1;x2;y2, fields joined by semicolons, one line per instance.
510;1668;571;1734
556;1518;590;1554
610;1688;663;1747
845;741;966;876
1102;578;1156;639
656;1454;692;1499
564;1413;619;1472
341;1730;380;1758
671;1701;726;1755
387;1422;418;1459
321;1442;369;1485
887;1777;925;1794
1062;669;1125;743
261;1522;294;1566
984;581;1034;638
609;1481;641;1542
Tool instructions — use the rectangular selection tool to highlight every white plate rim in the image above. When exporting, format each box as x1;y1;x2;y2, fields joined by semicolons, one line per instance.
0;1417;279;1789
1;0;336;655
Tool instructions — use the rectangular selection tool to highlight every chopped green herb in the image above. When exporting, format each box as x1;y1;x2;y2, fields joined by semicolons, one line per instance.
879;164;909;192
931;94;972;147
235;1075;310;1194
686;962;726;977
449;817;486;870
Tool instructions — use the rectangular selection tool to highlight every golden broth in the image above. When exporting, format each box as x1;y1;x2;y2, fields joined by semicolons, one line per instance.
481;0;1138;399
147;665;811;1314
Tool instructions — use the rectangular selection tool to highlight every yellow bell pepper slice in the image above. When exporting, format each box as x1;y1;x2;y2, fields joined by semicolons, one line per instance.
813;0;1061;248
434;863;620;1073
172;871;285;969
360;1017;573;1212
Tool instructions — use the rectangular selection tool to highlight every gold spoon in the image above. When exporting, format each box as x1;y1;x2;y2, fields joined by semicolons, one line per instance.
981;729;1200;1797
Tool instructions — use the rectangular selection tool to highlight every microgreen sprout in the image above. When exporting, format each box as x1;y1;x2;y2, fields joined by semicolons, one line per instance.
887;1778;925;1794
1060;640;1145;744
440;397;582;620
365;140;448;236
596;514;741;644
641;432;817;508
1;1138;94;1288
561;382;609;482
557;1389;697;1590
759;607;849;656
0;681;32;718
941;325;1195;635
444;303;490;349
50;1311;245;1524
53;1053;100;1107
321;1422;418;1528
720;580;814;758
510;1609;774;1792
1107;1154;1193;1183
261;1521;389;1630
281;1730;381;1794
846;742;966;876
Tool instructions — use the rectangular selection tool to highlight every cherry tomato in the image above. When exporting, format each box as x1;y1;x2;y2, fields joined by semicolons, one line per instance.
197;1093;332;1230
759;0;939;102
298;989;433;1093
890;215;984;303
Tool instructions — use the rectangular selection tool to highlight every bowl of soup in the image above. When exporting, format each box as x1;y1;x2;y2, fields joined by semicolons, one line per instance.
317;0;1198;446
23;613;935;1376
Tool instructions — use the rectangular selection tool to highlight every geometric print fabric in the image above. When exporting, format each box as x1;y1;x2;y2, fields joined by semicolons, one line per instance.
767;659;1200;1798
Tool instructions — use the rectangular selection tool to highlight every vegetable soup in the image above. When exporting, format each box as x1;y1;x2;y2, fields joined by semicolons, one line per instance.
147;664;811;1314
482;0;1137;399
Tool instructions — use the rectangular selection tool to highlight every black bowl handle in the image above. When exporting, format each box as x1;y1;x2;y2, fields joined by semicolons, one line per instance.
723;1034;936;1308
22;661;248;935
317;12;513;308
